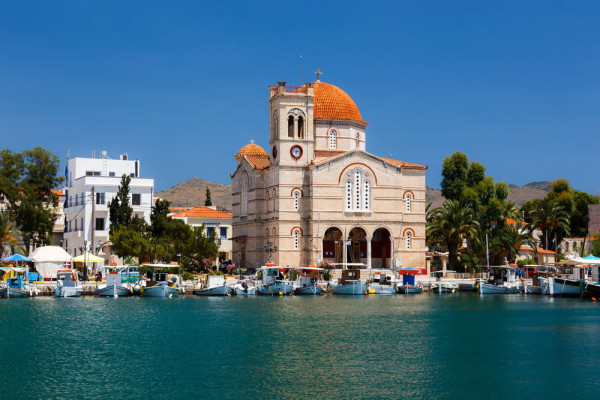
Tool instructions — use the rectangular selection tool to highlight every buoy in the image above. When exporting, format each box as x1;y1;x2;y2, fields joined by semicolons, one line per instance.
364;291;368;295
592;297;597;302
278;292;283;296
368;289;376;295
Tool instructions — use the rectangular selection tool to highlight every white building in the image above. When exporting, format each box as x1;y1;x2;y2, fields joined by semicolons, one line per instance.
63;152;154;262
169;206;233;262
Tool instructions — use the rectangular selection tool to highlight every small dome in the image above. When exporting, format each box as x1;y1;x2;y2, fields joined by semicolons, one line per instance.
235;141;267;159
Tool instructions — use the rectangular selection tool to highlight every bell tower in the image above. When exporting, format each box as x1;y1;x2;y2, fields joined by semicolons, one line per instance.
268;81;315;168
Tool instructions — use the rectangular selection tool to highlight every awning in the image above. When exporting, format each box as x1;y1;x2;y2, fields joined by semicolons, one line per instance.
72;252;105;263
1;254;32;262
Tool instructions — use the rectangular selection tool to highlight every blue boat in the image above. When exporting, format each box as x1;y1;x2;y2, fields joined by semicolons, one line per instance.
141;264;183;297
331;269;368;295
194;275;233;296
97;271;131;297
255;266;294;295
0;277;37;298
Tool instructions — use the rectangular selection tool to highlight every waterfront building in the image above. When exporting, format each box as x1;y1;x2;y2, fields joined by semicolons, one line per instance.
589;204;600;236
169;206;233;262
63;152;154;262
231;76;427;269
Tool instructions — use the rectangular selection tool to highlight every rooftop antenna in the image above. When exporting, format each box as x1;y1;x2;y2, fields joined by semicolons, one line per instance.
300;55;303;84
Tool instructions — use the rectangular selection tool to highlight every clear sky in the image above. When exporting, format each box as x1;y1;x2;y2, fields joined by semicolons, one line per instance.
1;1;598;195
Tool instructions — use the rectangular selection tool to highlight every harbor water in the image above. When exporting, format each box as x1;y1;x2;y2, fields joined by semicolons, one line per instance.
1;294;599;399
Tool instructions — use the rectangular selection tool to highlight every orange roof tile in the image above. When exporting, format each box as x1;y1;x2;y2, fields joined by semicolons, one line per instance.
170;206;232;219
294;82;367;125
235;142;267;159
380;157;427;170
519;246;556;254
51;189;65;196
245;154;270;170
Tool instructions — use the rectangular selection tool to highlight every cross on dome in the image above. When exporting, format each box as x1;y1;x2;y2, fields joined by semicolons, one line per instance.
314;68;323;82
250;139;254;144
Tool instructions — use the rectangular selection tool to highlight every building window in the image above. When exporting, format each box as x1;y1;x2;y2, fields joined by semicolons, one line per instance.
354;171;361;210
86;171;100;176
109;172;115;177
329;130;337;149
130;173;135;178
346;180;352;211
298;116;304;138
75;194;79;206
364;180;370;210
74;219;77;232
293;191;300;211
241;175;248;216
206;227;215;237
132;193;141;206
220;227;227;239
96;192;105;205
406;194;411;213
406;232;412;250
80;218;83;231
288;116;294;138
294;230;299;250
95;218;105;231
356;132;360;148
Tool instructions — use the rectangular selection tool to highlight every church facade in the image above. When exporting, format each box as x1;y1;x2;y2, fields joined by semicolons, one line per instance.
231;78;427;270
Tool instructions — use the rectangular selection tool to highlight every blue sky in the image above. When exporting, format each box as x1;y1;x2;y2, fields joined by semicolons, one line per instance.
1;1;598;195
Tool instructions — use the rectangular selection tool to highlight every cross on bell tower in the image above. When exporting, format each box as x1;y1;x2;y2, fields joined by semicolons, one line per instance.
314;68;323;82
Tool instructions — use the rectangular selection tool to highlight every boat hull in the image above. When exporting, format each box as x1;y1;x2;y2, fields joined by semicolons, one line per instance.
549;278;583;297
431;284;458;293
56;286;83;297
143;284;180;297
193;285;233;296
294;285;323;295
257;283;294;295
234;286;256;296
581;282;600;299
478;283;521;294
331;281;367;295
368;284;396;295
97;285;131;297
458;281;478;292
396;285;422;294
0;287;32;298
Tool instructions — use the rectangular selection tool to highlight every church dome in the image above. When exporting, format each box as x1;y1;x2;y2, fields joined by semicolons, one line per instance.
312;82;367;125
235;141;267;159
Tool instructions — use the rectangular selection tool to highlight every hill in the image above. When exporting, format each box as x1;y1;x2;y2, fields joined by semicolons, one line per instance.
156;178;232;210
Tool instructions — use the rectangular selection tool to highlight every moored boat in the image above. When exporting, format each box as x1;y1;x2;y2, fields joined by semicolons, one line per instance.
55;269;83;297
194;275;233;296
368;269;397;295
396;267;423;294
255;266;294;295
233;280;257;296
97;271;131;297
293;266;325;295
431;282;458;293
141;264;183;297
478;265;522;295
331;269;368;295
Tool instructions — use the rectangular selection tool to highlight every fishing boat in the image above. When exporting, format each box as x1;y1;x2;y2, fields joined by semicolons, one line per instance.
0;267;38;298
396;267;423;294
457;280;478;292
55;269;83;297
193;274;233;296
430;282;458;293
96;270;131;297
523;266;555;295
478;265;522;294
368;269;397;295
331;268;368;295
141;264;182;297
255;266;294;295
292;267;324;295
580;281;600;299
547;264;590;298
232;279;257;296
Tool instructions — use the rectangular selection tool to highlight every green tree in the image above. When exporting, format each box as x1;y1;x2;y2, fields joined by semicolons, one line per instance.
491;224;536;263
204;186;212;206
528;198;570;251
108;174;133;233
150;199;171;239
427;200;479;268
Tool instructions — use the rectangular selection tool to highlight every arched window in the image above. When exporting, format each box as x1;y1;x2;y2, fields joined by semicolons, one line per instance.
288;116;294;138
355;132;360;148
364;180;370;210
406;232;412;250
406;194;411;213
266;191;270;212
293;230;300;250
272;227;276;237
354;170;362;210
241;174;249;216
293;191;300;211
345;180;352;211
272;189;276;212
329;130;337;149
298;116;304;138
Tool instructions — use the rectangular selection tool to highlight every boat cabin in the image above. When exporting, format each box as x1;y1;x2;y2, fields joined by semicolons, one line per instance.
7;277;26;289
339;269;362;285
258;267;283;286
206;274;225;289
106;271;123;287
485;266;519;285
56;270;79;288
557;265;589;281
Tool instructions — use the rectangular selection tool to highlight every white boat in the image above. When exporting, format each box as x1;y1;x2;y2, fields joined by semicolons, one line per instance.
548;265;589;297
478;265;522;294
233;280;257;296
55;269;83;297
368;269;397;295
194;275;233;296
430;282;458;293
141;264;183;298
292;267;324;295
331;269;368;295
523;266;555;295
97;271;131;297
255;266;294;295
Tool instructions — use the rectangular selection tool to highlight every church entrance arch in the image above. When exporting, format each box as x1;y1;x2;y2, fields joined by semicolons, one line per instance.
323;227;343;265
348;227;367;265
371;228;391;268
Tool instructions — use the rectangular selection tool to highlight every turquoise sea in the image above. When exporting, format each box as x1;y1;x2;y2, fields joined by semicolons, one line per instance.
1;294;599;399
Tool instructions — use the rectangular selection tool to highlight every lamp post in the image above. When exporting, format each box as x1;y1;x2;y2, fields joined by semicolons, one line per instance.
264;241;278;264
78;240;91;281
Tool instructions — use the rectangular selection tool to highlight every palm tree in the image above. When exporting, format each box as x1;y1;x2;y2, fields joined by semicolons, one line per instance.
528;198;570;251
491;225;537;263
0;211;24;256
427;200;479;268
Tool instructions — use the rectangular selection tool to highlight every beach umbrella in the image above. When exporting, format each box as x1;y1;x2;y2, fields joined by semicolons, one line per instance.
1;254;32;263
581;255;600;265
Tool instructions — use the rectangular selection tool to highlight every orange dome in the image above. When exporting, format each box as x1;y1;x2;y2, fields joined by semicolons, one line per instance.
312;82;366;125
235;142;267;159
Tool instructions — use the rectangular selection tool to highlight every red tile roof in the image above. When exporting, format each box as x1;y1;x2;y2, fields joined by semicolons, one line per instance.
51;189;65;196
380;157;427;170
170;206;232;219
519;246;556;254
245;154;270;170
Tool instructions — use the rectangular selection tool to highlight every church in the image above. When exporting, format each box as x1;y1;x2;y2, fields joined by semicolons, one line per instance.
231;74;427;270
